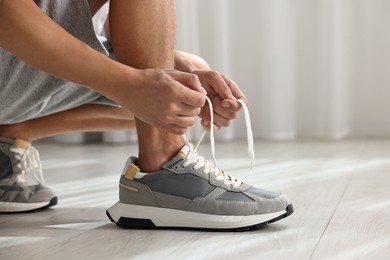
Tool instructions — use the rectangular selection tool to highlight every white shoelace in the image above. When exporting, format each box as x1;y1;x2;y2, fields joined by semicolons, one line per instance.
9;146;45;185
182;96;254;188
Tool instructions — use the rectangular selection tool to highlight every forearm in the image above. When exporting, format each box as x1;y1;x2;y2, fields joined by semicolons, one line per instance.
0;0;136;101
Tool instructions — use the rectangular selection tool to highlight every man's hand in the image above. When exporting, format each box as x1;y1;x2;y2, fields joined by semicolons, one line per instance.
174;51;248;131
116;69;206;135
192;70;248;131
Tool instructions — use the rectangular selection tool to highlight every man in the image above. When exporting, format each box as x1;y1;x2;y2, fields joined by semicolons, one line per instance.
0;0;293;230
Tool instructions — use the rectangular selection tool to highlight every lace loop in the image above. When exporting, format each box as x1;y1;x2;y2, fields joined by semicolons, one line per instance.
182;96;254;188
9;146;45;185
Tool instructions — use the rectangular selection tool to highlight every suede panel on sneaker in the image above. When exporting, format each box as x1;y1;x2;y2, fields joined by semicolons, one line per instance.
119;177;158;207
152;192;192;210
119;176;193;210
0;178;55;203
187;188;290;216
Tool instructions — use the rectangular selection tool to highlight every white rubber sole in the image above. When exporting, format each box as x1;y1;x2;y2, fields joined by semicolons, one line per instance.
107;202;288;230
0;197;57;213
0;201;49;213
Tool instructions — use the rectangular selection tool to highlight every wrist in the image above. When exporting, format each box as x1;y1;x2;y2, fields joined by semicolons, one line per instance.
90;58;140;109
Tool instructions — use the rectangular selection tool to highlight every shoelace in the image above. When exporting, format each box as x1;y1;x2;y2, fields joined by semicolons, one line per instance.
182;96;254;188
9;145;46;185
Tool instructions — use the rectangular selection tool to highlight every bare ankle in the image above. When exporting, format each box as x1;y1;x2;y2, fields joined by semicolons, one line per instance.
136;142;184;172
136;136;185;172
135;158;166;173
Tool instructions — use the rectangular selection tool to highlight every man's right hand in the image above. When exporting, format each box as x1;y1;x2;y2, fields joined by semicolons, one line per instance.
115;69;206;135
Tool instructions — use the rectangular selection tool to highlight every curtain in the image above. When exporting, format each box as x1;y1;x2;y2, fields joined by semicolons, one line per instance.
176;0;390;140
54;0;390;143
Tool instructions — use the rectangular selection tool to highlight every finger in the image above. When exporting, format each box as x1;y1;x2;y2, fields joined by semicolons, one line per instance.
172;72;207;95
194;70;234;100
201;120;221;132
179;84;206;108
178;103;202;117
221;74;247;102
170;115;196;128
214;100;238;120
206;71;234;100
201;101;232;128
221;98;242;112
212;112;232;128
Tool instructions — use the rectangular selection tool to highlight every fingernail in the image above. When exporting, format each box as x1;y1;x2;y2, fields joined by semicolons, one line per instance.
222;101;230;109
202;120;209;126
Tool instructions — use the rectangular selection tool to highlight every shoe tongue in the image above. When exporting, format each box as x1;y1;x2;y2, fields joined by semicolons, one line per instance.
15;138;31;149
171;144;226;177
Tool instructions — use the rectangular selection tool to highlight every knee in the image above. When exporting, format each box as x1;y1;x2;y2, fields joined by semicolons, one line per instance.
177;51;211;70
190;54;211;70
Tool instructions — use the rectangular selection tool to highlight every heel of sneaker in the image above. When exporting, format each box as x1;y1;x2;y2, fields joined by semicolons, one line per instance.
106;201;156;228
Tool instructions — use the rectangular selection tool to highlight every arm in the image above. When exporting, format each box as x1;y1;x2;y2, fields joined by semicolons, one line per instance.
0;0;205;134
0;0;124;96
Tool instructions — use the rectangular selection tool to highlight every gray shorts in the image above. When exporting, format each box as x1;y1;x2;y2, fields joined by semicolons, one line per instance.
0;0;117;124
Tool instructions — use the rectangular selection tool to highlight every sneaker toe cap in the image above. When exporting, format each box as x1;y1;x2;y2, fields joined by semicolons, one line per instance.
245;187;291;214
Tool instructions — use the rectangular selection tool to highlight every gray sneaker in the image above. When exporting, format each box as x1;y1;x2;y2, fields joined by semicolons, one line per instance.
106;144;293;231
0;137;57;213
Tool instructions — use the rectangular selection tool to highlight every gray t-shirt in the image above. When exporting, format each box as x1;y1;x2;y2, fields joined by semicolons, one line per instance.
0;0;115;124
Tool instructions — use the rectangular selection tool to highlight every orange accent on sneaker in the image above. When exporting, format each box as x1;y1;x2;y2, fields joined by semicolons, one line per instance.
177;151;187;159
119;183;139;192
124;163;140;180
15;139;31;149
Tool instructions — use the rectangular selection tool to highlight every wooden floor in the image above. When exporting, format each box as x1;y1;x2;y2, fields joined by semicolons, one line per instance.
1;139;390;260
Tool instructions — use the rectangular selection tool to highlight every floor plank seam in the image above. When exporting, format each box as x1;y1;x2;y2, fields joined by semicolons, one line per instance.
308;156;365;260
